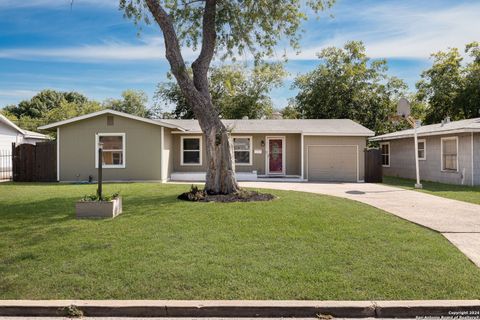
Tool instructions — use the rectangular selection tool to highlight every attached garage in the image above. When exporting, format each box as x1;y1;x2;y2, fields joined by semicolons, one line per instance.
303;136;367;182
307;145;358;182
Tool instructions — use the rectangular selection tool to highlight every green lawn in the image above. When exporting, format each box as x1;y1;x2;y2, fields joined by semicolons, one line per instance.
383;176;480;205
1;182;480;300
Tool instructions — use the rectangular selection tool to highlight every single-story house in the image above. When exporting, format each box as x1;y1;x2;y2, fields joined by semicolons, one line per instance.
38;109;374;183
370;117;480;186
0;113;50;151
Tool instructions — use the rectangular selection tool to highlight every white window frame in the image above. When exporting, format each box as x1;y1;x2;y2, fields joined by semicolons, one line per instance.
441;136;459;172
233;136;253;166
380;142;390;167
180;136;202;166
418;139;426;161
95;133;126;169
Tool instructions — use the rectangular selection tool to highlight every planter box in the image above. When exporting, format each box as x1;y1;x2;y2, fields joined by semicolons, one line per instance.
76;197;122;219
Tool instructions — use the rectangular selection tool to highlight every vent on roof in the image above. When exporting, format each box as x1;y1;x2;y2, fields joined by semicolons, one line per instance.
107;115;114;126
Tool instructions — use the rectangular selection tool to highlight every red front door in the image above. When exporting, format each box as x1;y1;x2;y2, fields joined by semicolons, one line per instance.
268;138;283;174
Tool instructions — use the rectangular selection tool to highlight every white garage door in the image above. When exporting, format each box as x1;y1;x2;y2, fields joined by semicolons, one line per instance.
307;145;358;182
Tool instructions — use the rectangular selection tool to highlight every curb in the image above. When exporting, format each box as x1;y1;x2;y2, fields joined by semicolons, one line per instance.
0;300;479;318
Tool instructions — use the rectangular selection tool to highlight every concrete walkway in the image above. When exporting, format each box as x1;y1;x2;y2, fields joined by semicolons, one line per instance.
240;182;480;267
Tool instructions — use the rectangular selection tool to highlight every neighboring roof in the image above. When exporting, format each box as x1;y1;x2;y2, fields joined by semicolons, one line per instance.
38;109;186;131
162;119;375;136
370;118;480;141
0;113;50;140
23;130;51;140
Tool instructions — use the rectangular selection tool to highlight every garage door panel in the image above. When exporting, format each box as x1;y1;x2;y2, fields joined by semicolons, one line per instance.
308;146;357;182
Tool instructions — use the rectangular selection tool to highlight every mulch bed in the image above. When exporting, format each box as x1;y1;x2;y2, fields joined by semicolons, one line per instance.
178;188;276;203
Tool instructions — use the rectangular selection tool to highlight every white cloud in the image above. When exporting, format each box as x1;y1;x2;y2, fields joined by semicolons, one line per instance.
0;89;39;99
0;36;201;62
287;2;480;60
0;0;116;8
0;1;478;63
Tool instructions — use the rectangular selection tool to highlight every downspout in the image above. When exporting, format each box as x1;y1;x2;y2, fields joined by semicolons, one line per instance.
160;126;165;182
300;132;304;180
56;127;60;182
472;132;475;187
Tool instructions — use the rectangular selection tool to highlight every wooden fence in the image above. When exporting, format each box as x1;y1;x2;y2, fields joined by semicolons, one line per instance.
12;141;57;182
364;148;383;183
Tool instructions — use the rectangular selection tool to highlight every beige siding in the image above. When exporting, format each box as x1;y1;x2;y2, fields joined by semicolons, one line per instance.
303;136;367;181
383;133;476;185
161;128;174;181
59;115;162;181
172;133;301;176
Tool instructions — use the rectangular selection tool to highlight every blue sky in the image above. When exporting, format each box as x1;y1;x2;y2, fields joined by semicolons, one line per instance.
0;0;479;111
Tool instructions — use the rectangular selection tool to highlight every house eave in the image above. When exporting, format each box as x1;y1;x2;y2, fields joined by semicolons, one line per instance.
171;130;374;136
370;128;480;142
38;109;186;131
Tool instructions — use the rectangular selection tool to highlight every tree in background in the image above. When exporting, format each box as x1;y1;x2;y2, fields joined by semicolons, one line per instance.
289;41;408;135
120;0;334;194
417;42;480;124
4;90;88;119
2;90;99;132
1;89;158;132
103;89;154;118
155;63;286;119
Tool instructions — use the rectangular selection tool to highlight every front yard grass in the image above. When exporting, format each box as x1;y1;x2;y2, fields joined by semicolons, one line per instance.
1;182;480;300
383;176;480;205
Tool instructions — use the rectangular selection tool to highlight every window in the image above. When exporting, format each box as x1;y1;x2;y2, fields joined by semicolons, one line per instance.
418;139;426;160
380;142;390;167
233;136;252;165
95;133;125;168
181;136;202;165
441;137;458;171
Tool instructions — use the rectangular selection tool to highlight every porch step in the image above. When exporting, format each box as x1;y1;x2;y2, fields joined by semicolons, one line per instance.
170;172;258;182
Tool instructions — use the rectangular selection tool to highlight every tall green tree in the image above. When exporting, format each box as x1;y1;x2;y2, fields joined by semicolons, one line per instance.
4;89;88;119
416;42;480;124
120;0;335;194
155;63;285;119
2;90;99;132
290;41;408;135
103;89;153;118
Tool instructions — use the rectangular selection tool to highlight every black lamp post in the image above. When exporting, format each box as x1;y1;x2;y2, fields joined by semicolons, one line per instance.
97;142;103;200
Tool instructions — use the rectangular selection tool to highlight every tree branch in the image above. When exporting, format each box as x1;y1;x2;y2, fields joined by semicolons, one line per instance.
145;0;191;87
192;0;216;96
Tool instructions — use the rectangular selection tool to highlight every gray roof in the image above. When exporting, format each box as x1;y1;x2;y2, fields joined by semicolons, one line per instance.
370;117;480;141
161;119;374;136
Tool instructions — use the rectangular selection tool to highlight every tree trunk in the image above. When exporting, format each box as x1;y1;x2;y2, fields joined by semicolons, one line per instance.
204;122;239;194
144;0;239;194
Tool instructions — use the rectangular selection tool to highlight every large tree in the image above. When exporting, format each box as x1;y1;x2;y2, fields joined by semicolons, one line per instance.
290;41;409;135
120;0;334;194
416;42;480;124
103;89;153;118
2;90;100;132
155;63;285;119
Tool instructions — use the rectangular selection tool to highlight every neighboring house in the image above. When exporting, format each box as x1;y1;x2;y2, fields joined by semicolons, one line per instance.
0;113;50;151
370;117;480;186
39;109;374;183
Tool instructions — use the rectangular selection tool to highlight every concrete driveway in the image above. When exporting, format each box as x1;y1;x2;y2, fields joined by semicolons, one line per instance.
240;181;480;267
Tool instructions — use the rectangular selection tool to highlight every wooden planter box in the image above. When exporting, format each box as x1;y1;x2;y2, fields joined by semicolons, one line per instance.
75;197;122;219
